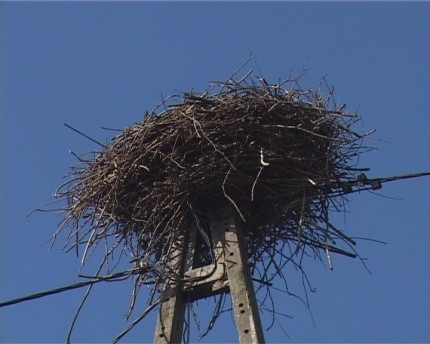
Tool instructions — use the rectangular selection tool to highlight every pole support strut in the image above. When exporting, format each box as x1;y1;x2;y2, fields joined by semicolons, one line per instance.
221;209;265;343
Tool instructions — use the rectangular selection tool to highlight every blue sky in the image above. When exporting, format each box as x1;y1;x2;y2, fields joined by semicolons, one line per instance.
2;2;430;343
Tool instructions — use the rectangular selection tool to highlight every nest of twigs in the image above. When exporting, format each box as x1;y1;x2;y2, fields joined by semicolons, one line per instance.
55;69;373;339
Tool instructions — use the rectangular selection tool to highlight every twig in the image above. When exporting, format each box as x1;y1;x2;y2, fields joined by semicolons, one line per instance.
64;123;106;148
222;168;246;222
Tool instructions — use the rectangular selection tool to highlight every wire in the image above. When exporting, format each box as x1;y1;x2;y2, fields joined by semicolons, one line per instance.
0;268;138;308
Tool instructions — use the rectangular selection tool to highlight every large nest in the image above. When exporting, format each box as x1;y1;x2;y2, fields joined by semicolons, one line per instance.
55;71;373;338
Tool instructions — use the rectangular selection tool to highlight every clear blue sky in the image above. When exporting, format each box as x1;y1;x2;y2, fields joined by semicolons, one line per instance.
2;2;430;343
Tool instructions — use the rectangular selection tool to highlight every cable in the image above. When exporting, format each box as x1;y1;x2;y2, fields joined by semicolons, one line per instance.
0;268;138;308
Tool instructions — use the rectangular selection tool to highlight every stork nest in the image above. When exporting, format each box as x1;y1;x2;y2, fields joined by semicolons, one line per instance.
55;72;373;338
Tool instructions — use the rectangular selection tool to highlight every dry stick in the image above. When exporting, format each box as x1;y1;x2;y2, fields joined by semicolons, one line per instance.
66;260;105;344
222;168;246;222
217;53;255;94
295;187;307;256
113;298;161;344
64;123;106;148
199;293;227;339
193;115;236;171
251;166;264;202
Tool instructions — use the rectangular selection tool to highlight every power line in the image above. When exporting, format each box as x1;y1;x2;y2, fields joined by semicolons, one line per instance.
0;268;139;308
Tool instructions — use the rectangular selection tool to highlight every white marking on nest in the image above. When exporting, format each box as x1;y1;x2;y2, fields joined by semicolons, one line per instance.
260;148;269;167
326;246;333;270
307;178;317;186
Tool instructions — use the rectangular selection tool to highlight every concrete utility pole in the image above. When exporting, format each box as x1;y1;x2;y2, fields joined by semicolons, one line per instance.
154;206;265;344
154;232;188;344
